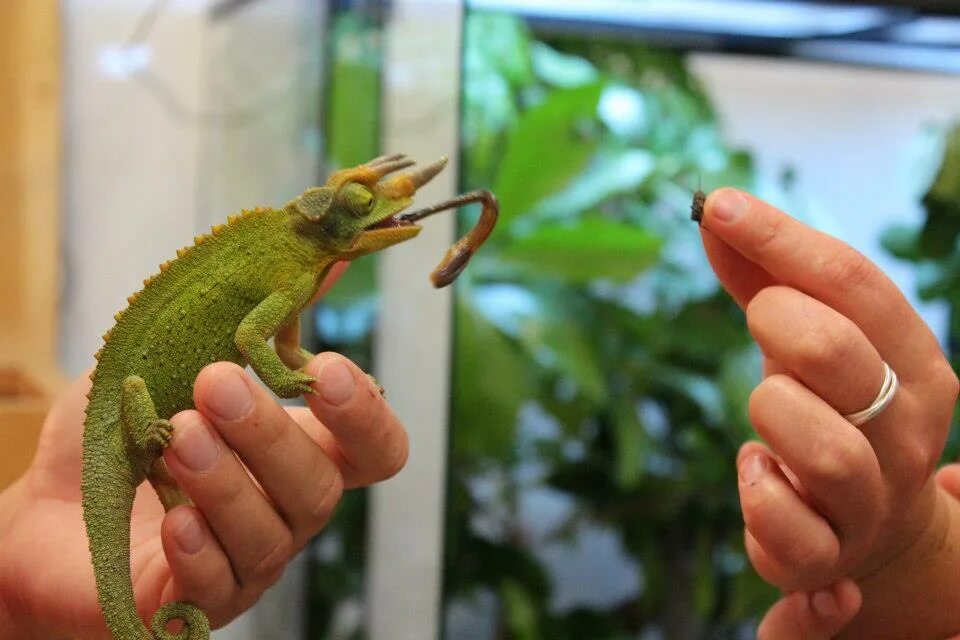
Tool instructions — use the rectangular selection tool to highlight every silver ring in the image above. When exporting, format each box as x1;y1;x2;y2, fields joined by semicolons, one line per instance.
844;361;899;426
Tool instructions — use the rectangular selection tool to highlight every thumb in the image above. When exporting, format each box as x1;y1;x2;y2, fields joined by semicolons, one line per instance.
758;579;861;640
936;463;960;500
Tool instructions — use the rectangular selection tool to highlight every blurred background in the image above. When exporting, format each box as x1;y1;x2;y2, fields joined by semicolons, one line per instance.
2;0;960;638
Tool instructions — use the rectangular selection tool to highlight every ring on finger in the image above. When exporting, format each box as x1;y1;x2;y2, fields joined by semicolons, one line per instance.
843;361;898;426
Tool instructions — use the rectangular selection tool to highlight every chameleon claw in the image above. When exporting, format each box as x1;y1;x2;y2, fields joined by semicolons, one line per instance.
272;370;317;399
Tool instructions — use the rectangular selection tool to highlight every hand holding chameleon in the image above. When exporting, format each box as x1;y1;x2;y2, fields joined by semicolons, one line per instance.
0;155;497;640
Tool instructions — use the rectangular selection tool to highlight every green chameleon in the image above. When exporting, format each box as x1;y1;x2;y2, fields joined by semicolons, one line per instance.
81;154;498;640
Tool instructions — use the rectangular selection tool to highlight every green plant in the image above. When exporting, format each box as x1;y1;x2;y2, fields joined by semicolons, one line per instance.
883;121;960;461
444;13;775;639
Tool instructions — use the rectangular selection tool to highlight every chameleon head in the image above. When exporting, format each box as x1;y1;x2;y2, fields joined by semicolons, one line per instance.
285;154;450;258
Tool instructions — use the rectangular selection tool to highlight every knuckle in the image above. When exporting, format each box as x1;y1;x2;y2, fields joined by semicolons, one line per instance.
752;213;787;259
248;534;292;585
898;436;935;496
303;469;344;532
819;249;872;294
788;537;837;580
184;566;235;609
208;471;247;506
250;408;287;449
796;317;857;371
931;359;959;408
810;437;865;489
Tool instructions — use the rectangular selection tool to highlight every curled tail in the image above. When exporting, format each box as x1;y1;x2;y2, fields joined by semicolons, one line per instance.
152;602;210;639
82;442;209;639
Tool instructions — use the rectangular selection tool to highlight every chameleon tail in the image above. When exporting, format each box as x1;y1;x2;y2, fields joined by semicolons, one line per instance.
82;445;209;639
152;602;210;639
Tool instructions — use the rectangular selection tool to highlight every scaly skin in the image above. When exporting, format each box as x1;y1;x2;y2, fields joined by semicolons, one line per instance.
81;155;459;639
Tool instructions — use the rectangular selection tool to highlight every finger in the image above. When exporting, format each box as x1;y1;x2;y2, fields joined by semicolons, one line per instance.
936;464;960;500
746;286;884;416
750;375;883;539
702;188;943;384
301;354;409;489
160;505;239;622
738;441;815;506
701;225;776;308
757;580;862;640
191;363;344;548
739;451;840;589
163;409;291;590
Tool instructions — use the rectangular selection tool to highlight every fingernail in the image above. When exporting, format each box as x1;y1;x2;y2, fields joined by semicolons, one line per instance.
205;369;252;421
739;453;768;486
812;588;839;618
174;418;220;472
317;358;356;406
711;189;749;223
174;513;205;555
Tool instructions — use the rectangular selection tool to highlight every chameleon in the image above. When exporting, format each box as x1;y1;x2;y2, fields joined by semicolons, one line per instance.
81;154;498;640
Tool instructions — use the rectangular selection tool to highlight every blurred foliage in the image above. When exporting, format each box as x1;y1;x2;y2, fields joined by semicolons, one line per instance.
444;12;774;640
883;121;960;461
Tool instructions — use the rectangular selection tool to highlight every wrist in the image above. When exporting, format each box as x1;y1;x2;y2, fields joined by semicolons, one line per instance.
0;481;40;639
841;484;960;639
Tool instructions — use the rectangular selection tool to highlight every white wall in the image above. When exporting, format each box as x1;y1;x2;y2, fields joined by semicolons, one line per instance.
61;0;206;376
690;53;960;337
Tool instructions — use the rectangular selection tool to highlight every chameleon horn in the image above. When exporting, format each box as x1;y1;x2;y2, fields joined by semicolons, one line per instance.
369;156;417;179
364;153;408;167
408;156;449;188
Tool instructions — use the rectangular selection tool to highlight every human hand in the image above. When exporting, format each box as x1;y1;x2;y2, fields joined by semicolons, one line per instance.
699;189;960;639
0;351;407;639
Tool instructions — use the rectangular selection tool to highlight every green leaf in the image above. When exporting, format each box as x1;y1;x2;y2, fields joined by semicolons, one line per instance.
529;314;608;403
464;12;535;87
472;284;608;402
920;123;960;257
494;82;605;224
880;224;923;262
499;218;662;283
501;580;542;640
530;148;656;223
531;41;598;88
611;400;650;489
452;296;530;458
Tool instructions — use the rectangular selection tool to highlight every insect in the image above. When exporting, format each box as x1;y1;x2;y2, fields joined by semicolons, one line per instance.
690;177;705;224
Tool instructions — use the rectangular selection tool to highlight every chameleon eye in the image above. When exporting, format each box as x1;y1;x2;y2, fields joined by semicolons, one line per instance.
360;189;374;209
339;183;375;217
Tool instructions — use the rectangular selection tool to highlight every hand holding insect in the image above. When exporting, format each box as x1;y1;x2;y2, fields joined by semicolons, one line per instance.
698;188;960;639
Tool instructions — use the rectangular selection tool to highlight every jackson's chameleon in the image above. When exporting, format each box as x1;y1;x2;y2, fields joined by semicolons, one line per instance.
81;154;497;639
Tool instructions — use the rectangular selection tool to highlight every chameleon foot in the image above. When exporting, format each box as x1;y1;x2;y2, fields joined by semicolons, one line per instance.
271;369;317;399
134;419;174;458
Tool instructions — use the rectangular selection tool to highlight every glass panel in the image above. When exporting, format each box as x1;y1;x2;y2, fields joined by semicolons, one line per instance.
444;8;960;639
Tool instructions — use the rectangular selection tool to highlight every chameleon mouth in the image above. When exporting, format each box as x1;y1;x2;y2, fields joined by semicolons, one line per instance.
367;214;417;231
